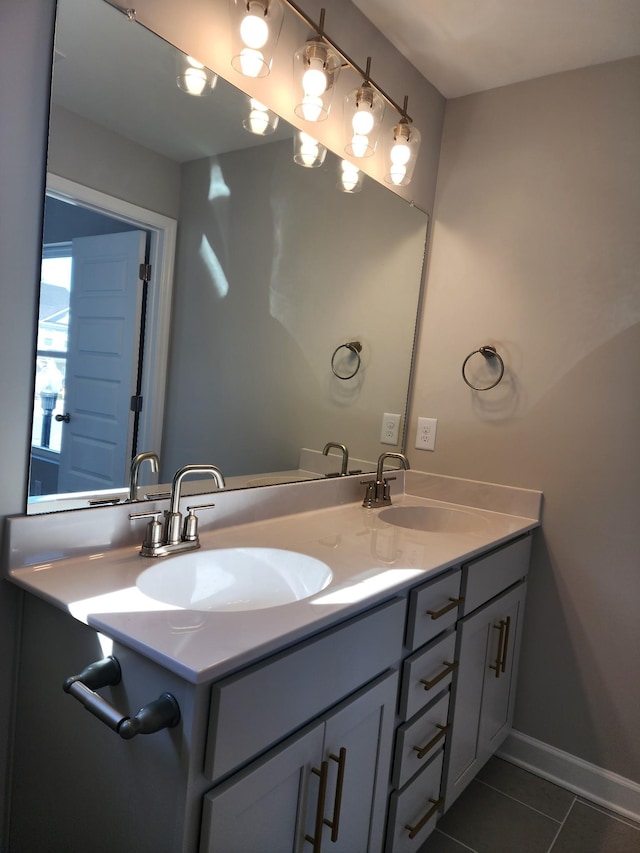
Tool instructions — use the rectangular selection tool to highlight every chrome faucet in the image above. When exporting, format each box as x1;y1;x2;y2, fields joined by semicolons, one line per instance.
322;442;349;476
362;452;410;508
130;463;225;557
127;451;160;501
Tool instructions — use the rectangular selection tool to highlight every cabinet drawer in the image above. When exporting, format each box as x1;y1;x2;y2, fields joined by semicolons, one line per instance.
462;534;531;614
405;569;462;651
386;751;444;853
205;598;405;781
399;630;457;722
392;692;450;790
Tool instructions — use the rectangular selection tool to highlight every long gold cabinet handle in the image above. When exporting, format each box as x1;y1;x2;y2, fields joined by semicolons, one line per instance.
325;748;347;842
405;797;444;839
426;596;464;620
420;660;458;691
489;616;512;678
305;761;329;852
412;723;450;760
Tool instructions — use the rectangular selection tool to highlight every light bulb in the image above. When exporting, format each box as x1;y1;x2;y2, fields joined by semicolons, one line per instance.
302;61;327;98
239;47;265;77
352;107;374;136
296;132;318;166
301;95;324;122
240;4;268;49
340;160;360;192
249;108;269;134
350;134;369;158
391;140;411;166
389;163;407;185
181;67;207;96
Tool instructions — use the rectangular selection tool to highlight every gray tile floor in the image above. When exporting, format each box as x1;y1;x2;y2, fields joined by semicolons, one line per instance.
421;757;640;853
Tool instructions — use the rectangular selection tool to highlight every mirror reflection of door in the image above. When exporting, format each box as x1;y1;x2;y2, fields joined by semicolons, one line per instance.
29;196;150;499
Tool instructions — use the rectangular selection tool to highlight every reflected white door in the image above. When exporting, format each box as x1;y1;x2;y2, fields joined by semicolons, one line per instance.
57;230;146;493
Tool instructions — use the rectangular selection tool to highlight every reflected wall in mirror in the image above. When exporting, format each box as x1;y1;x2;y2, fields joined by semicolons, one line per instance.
27;0;428;513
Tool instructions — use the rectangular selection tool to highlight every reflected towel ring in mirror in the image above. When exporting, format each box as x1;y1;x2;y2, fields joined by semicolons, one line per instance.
331;340;362;380
462;345;505;391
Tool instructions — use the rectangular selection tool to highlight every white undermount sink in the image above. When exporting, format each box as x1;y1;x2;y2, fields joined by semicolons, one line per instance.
136;548;332;611
378;504;488;534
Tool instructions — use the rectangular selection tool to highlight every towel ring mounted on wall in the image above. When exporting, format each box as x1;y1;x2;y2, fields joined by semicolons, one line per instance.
331;341;362;380
462;345;505;391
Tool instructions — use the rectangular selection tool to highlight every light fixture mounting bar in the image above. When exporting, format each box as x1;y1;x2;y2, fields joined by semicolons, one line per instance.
280;0;412;122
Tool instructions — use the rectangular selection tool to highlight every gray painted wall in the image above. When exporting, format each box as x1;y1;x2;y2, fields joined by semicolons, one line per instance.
407;56;640;782
48;105;181;219
161;139;428;476
0;0;56;844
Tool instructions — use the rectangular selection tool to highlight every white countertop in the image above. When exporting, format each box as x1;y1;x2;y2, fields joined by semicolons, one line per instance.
7;471;541;684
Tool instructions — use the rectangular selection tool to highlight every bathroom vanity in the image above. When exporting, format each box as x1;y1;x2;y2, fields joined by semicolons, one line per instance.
6;471;540;851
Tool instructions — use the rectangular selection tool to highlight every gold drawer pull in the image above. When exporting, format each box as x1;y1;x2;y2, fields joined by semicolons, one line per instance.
412;723;449;760
489;616;511;678
405;797;444;839
426;596;464;620
420;660;458;691
305;760;329;852
324;748;347;842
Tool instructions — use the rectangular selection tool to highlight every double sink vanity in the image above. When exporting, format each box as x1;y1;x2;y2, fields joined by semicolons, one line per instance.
6;468;541;852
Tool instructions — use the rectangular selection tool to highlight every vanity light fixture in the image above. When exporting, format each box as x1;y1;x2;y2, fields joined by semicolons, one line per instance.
243;96;280;135
344;59;385;158
384;97;421;186
176;54;218;96
229;0;284;78
338;159;364;193
293;130;327;168
293;9;342;122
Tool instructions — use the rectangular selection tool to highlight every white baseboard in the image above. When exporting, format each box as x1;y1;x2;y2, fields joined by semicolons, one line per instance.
498;730;640;823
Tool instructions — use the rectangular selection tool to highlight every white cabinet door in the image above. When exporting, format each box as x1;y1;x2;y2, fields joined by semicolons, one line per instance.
322;671;398;853
200;725;324;853
444;580;527;809
201;671;398;853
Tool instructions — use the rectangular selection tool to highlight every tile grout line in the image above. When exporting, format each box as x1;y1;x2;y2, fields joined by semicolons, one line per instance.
576;798;640;833
432;829;479;852
475;778;565;823
546;795;577;853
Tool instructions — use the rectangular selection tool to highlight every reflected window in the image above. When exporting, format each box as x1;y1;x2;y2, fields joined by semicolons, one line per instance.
31;245;71;455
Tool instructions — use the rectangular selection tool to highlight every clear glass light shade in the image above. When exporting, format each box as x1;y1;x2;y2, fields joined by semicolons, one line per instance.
293;131;327;168
176;55;217;96
344;83;385;158
242;97;279;135
384;119;421;186
294;40;342;122
229;0;284;78
337;159;364;193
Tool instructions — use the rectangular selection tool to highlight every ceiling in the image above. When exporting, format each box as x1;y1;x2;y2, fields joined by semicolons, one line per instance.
351;0;640;98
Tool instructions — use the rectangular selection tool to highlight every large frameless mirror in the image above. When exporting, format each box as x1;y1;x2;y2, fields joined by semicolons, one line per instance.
27;0;428;513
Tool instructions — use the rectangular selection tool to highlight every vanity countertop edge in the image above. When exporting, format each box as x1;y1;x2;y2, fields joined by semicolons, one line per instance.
5;470;542;685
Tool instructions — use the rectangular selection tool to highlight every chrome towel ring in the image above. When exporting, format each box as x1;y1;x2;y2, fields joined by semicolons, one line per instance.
331;340;362;380
462;345;505;391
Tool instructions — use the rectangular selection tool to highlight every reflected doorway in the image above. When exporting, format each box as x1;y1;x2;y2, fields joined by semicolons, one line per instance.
28;176;177;510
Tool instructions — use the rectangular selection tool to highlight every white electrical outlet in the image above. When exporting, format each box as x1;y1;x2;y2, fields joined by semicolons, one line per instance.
381;412;401;445
416;417;437;451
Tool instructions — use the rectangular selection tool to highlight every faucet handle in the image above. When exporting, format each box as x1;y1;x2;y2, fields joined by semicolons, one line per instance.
183;503;216;542
129;510;163;551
